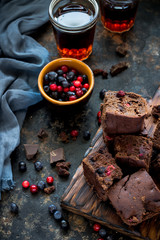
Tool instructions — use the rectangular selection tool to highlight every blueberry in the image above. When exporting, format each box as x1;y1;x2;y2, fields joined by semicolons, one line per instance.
48;71;58;81
99;228;107;238
81;88;87;94
18;161;27;172
57;69;64;76
58;76;66;84
83;131;91;140
62;80;70;88
48;204;57;214
67;91;75;97
66;71;75;81
99;88;107;100
53;210;63;221
50;91;58;100
43;85;50;94
58;99;63;101
82;74;88;83
34;161;43;171
43;73;49;85
60;219;69;230
10;202;19;214
37;180;46;190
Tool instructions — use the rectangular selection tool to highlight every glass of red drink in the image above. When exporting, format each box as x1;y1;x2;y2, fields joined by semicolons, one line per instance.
99;0;139;33
49;0;99;60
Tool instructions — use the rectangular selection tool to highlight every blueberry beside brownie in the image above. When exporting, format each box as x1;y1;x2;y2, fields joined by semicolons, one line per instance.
83;146;123;201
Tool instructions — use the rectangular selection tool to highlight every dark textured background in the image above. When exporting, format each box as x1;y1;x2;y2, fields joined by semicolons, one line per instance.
0;0;160;239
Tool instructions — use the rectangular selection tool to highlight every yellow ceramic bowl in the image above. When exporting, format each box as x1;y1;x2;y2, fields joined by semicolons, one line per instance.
38;58;94;108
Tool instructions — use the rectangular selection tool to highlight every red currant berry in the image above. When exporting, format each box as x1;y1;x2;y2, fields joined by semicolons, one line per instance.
70;130;79;137
22;180;30;189
76;90;83;98
57;85;63;92
75;87;81;91
61;65;68;73
83;83;89;89
117;90;125;97
46;176;54;185
70;86;76;92
97;111;101;119
77;76;83;82
74;80;81;88
69;95;77;101
63;87;69;92
50;84;57;91
93;223;101;232
30;184;38;193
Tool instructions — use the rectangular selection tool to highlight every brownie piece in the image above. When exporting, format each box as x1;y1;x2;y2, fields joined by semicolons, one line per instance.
108;169;160;226
101;91;147;136
114;135;153;172
151;105;160;119
24;144;38;160
152;120;160;149
83;146;123;201
150;154;160;180
50;148;65;166
110;62;129;76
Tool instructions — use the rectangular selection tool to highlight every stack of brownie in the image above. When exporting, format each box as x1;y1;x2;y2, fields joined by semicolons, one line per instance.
83;91;160;226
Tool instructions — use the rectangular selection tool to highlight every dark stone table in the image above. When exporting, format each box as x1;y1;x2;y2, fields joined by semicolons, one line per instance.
0;0;160;239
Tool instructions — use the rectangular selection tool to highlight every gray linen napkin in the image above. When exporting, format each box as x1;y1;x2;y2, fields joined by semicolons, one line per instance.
0;0;51;199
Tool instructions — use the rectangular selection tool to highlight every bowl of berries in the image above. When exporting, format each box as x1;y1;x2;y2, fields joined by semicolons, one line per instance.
38;58;94;108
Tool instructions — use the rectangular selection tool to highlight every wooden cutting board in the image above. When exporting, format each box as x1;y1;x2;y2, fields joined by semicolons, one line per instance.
61;87;160;240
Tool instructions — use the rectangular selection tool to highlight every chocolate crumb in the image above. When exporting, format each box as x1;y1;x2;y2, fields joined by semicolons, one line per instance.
116;44;128;57
59;131;69;143
37;128;48;139
110;62;129;77
44;186;55;194
56;162;71;177
93;69;103;76
102;70;108;79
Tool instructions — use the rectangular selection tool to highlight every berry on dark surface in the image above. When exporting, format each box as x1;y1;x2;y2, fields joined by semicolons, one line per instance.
83;130;91;140
81;87;87;94
48;71;58;81
57;69;64;76
74;80;81;88
60;219;69;230
62;80;70;88
53;210;63;221
82;74;88;82
37;180;46;190
99;88;107;100
30;184;38;193
48;204;57;214
22;180;30;189
10;202;19;214
18;161;27;172
50;83;57;91
34;161;43;172
117;90;125;97
69;95;77;101
61;65;69;73
97;111;101;119
67;71;75;81
70;130;79;137
46;176;54;185
93;223;101;232
58;76;66;84
99;228;107;238
83;83;89;89
43;85;50;94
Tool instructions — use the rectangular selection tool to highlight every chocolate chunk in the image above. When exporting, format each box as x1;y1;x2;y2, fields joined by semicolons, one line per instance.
151;105;160;119
44;186;55;194
116;44;128;57
57;168;70;177
102;70;108;79
59;131;69;143
110;62;129;77
56;162;71;177
93;69;103;76
24;144;38;160
56;162;71;170
37;128;48;139
50;148;65;166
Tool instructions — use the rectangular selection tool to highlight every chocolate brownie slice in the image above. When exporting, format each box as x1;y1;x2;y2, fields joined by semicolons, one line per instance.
108;169;160;226
152;120;160;149
114;135;153;172
151;105;160;119
83;146;123;201
101;91;147;136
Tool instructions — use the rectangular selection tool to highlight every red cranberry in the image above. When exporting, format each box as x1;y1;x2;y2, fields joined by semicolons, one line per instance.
74;80;81;88
97;111;101;119
70;86;76;92
64;87;69;92
61;65;68;73
46;176;54;185
30;184;38;193
75;87;81;91
83;83;89;89
50;84;57;91
70;130;79;137
117;90;125;97
22;180;30;189
77;76;83;82
93;223;101;232
76;90;83;98
57;86;63;92
69;95;77;101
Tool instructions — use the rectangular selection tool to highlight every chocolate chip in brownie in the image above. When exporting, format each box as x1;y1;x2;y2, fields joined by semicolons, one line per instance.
50;148;65;166
24;144;39;160
110;62;129;77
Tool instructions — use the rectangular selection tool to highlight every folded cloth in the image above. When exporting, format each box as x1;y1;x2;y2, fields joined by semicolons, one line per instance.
0;0;52;199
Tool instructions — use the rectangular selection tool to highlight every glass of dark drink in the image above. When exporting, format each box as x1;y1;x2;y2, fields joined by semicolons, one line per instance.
99;0;139;33
49;0;99;60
